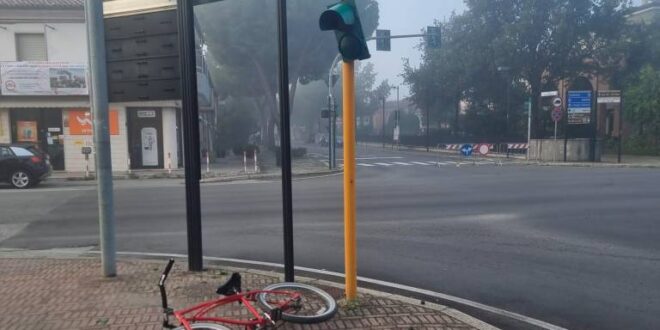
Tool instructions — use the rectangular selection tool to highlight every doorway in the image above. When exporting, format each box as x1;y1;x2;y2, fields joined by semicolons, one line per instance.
127;108;164;169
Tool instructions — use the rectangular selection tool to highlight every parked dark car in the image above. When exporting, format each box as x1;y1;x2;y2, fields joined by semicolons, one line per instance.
0;144;52;189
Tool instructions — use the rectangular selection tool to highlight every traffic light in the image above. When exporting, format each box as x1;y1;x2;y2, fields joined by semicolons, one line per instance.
376;29;391;51
426;26;441;49
319;0;371;61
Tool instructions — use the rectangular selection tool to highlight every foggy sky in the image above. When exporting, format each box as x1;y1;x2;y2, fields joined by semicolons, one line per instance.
366;0;466;100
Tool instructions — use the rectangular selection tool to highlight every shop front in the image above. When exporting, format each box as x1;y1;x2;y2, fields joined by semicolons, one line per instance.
9;108;65;170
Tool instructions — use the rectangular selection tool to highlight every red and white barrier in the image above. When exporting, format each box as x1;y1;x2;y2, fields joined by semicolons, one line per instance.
507;143;529;150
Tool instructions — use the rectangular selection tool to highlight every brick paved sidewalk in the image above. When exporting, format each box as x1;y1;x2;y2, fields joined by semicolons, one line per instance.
0;256;496;330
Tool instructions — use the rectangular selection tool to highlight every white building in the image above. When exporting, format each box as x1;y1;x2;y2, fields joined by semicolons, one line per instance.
0;0;218;173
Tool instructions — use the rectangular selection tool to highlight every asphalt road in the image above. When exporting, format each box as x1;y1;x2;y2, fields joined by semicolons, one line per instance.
1;146;659;329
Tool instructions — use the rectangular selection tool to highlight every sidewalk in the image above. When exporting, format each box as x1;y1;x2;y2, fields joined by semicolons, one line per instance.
0;251;497;330
50;150;339;182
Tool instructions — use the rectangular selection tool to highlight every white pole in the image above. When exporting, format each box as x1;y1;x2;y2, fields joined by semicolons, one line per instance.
85;157;90;178
127;154;131;174
206;151;210;174
527;97;532;160
167;152;172;175
243;151;247;173
254;151;258;173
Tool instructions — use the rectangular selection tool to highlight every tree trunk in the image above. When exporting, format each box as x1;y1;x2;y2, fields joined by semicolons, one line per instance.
530;80;542;140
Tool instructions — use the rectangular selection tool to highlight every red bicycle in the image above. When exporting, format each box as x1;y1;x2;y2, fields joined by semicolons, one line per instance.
158;259;338;330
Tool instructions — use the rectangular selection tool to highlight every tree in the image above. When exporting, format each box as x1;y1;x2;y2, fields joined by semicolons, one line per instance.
624;65;660;154
404;0;630;140
195;0;379;146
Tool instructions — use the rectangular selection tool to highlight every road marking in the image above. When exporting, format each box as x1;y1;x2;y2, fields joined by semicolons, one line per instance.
392;162;414;166
342;157;404;160
0;186;96;193
374;162;395;167
411;161;433;166
357;163;376;167
103;251;566;330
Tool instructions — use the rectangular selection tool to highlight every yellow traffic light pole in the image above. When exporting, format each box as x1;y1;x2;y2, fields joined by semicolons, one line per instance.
342;61;358;301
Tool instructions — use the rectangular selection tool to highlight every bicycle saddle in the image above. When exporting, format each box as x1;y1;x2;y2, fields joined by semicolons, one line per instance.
216;272;242;296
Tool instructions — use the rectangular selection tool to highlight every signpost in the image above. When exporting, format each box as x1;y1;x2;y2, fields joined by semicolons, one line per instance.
460;144;474;157
567;91;592;125
598;90;623;163
552;107;563;139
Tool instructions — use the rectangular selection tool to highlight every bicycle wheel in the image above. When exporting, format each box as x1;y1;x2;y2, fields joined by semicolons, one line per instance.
173;323;231;330
257;282;337;324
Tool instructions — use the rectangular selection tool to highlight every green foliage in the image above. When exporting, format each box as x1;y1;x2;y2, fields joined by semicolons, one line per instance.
403;0;630;139
623;65;660;154
196;0;379;147
216;98;259;154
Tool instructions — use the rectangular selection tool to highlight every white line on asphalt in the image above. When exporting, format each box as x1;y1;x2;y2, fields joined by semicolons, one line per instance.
0;186;96;193
105;251;566;330
373;162;395;167
342;157;404;160
392;162;414;166
411;162;433;166
357;163;376;167
435;162;449;166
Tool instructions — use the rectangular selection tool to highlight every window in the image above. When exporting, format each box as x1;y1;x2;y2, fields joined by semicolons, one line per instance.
0;147;12;157
10;147;34;157
15;33;47;61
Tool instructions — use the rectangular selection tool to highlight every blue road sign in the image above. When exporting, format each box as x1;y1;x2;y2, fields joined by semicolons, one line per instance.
460;144;473;157
568;91;592;124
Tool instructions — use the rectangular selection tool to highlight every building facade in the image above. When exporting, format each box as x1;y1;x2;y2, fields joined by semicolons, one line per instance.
0;0;218;173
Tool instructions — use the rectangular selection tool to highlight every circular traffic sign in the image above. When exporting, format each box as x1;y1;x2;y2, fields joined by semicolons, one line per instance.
477;144;490;156
553;97;562;107
551;107;563;122
460;144;474;157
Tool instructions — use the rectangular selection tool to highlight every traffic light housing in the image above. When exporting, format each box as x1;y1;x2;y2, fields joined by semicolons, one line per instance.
319;0;371;61
426;26;441;49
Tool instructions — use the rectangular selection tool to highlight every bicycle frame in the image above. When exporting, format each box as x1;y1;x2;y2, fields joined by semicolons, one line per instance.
159;259;301;330
173;290;300;330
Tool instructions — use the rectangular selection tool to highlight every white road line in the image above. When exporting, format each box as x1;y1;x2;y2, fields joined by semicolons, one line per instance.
392;162;414;166
374;162;395;167
412;162;433;166
104;251;566;330
357;163;376;167
340;157;404;161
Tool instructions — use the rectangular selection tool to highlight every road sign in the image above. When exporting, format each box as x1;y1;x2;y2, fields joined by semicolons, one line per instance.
426;26;441;48
541;91;559;97
567;91;592;125
598;90;622;104
460;144;473;157
551;107;563;122
376;29;391;51
477;144;490;156
553;97;562;108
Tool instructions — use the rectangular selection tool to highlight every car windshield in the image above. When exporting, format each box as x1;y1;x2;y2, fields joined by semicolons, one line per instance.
10;147;35;157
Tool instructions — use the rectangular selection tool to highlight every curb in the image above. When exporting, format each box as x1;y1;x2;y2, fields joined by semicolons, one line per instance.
0;248;499;330
518;161;660;169
49;169;344;183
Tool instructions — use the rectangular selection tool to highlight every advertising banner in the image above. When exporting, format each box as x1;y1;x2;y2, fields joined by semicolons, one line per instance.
16;121;38;142
1;62;88;96
68;110;119;135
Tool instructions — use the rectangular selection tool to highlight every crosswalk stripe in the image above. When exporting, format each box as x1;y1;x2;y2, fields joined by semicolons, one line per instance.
411;162;433;166
357;163;376;167
392;162;413;166
374;162;395;166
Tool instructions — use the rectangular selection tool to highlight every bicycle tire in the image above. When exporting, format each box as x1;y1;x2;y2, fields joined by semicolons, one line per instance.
173;323;231;330
257;282;337;324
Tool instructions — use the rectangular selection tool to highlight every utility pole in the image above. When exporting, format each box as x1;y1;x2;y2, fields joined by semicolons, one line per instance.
177;0;203;271
320;0;370;302
277;0;295;282
382;97;386;148
84;0;116;277
328;53;341;169
527;97;532;160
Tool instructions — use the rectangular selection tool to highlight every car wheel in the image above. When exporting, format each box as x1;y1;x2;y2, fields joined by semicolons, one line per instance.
10;170;32;189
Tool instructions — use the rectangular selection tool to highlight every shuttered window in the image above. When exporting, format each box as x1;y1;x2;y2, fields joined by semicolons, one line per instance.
15;33;47;61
